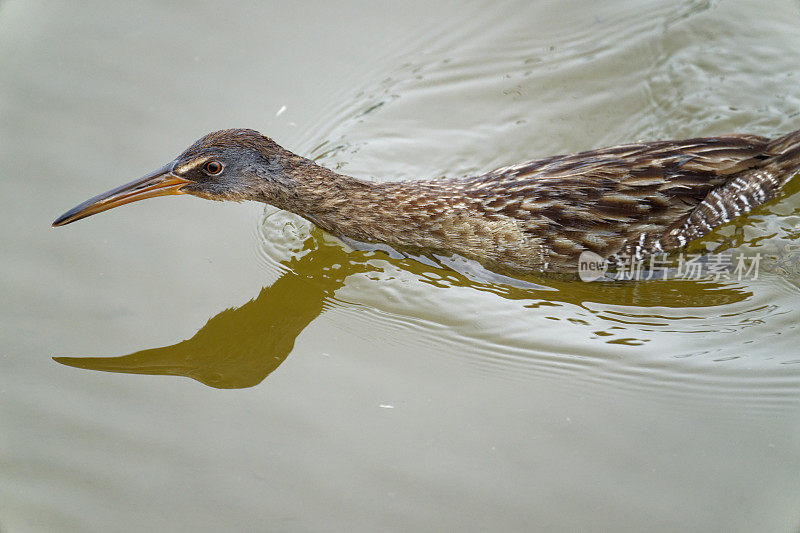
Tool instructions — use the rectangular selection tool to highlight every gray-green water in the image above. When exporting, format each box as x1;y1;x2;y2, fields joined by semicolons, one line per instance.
2;1;800;531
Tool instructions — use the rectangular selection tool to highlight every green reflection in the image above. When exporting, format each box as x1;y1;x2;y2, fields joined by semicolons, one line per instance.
54;233;751;389
54;240;364;389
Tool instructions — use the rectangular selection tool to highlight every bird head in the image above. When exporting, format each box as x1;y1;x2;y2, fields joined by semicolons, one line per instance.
52;129;297;227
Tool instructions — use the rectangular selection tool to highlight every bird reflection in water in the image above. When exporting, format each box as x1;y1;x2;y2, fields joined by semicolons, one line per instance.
51;126;800;386
54;229;753;389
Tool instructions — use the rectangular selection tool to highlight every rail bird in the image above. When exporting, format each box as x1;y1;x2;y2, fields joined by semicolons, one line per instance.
53;128;800;273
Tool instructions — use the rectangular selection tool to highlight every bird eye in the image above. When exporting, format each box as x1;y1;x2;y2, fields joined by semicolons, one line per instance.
204;160;223;175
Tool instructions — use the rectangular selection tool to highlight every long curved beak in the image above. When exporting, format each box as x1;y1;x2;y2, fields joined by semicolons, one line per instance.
52;163;194;227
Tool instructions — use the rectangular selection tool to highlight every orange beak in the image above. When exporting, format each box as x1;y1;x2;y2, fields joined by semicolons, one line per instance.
52;163;194;227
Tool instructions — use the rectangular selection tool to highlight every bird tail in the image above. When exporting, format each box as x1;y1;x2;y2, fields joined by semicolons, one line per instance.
764;128;800;176
660;128;800;249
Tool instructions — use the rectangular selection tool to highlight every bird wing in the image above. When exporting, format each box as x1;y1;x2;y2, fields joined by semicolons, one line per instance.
463;134;773;261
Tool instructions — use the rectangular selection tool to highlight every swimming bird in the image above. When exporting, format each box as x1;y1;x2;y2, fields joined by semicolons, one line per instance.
52;128;800;273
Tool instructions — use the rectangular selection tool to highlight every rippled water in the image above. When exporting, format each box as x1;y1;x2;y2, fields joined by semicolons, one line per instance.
2;1;800;531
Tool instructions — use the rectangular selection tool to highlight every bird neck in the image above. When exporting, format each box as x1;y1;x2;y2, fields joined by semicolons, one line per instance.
250;156;444;247
249;154;537;271
277;163;381;237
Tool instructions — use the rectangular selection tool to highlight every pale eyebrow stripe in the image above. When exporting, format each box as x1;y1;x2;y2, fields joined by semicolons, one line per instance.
175;158;209;174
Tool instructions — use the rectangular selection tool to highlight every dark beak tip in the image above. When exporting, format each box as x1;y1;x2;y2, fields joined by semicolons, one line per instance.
51;210;77;227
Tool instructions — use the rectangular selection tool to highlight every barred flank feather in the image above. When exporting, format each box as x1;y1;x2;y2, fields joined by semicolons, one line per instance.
659;130;800;251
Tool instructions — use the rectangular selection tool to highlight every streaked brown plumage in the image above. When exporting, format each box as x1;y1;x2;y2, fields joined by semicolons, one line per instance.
53;128;800;274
